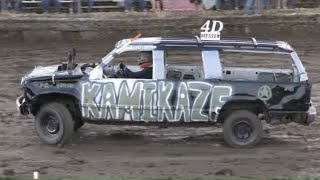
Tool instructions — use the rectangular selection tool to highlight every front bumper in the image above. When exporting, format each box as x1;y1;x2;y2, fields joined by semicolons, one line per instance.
306;104;317;124
16;95;29;115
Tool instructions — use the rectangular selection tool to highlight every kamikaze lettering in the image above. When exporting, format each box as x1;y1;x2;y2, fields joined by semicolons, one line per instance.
81;80;232;122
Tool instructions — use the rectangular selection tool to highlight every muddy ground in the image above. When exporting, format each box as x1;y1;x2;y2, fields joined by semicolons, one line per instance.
1;34;320;179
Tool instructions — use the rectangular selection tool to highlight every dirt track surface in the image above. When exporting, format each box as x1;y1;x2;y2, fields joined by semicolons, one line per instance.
1;36;320;179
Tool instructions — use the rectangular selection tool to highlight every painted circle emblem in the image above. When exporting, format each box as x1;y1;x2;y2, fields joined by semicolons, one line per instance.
258;85;272;101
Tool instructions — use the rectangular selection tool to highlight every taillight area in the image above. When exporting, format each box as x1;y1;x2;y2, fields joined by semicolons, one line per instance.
304;82;312;101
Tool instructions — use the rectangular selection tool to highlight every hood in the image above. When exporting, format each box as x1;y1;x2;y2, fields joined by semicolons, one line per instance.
27;65;59;78
20;64;85;86
20;65;59;85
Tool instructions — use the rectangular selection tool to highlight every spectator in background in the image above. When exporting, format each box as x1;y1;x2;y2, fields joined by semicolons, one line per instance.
150;0;162;11
124;0;146;12
190;0;203;11
42;0;61;13
211;0;232;11
277;0;287;8
231;0;240;9
73;0;81;13
287;0;297;8
244;0;256;15
1;0;8;12
257;0;268;9
214;0;221;10
1;0;20;12
87;0;93;12
72;0;94;13
14;0;20;12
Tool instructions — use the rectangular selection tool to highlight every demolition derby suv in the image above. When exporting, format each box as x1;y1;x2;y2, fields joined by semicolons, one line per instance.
16;35;316;148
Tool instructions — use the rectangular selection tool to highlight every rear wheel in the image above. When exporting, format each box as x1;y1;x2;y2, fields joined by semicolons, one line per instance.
35;102;74;145
223;110;263;148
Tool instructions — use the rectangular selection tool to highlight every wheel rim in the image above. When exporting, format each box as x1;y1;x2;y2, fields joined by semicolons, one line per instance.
40;113;60;136
232;120;253;142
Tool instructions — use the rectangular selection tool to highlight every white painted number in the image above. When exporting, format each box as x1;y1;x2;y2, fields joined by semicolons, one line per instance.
201;20;211;33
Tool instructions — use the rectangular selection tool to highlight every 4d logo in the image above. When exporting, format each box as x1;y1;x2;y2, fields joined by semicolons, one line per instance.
200;20;224;41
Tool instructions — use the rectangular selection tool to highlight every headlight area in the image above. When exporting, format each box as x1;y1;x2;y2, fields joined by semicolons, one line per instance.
20;75;29;86
16;87;32;115
16;95;29;115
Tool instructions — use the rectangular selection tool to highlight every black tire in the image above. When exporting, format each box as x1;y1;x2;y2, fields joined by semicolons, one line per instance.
73;119;85;131
223;110;263;148
35;102;74;145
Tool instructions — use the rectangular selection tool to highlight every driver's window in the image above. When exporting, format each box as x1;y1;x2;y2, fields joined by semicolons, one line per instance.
103;51;153;79
115;51;142;65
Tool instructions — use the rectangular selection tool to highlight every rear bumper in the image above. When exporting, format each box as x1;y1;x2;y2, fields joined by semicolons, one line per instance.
306;104;317;124
16;95;29;115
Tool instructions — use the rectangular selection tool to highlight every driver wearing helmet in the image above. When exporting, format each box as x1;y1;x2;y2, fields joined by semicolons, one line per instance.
118;51;153;79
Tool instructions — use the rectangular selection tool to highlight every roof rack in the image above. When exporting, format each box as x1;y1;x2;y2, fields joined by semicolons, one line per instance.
251;37;258;46
194;35;202;44
131;36;294;52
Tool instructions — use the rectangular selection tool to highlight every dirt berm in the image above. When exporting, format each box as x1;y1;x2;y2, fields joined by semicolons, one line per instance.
0;8;319;41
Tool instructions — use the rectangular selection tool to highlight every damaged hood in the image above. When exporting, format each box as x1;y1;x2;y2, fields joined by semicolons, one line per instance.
20;64;85;86
20;65;59;85
27;65;59;78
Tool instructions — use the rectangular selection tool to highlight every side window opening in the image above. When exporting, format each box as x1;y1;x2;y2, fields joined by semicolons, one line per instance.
219;50;295;82
165;50;204;80
163;48;295;83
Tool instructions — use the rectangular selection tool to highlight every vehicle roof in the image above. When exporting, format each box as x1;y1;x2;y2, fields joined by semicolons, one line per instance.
118;36;295;53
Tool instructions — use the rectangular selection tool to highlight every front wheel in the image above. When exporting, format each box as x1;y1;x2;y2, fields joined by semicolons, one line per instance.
35;102;74;145
223;110;263;148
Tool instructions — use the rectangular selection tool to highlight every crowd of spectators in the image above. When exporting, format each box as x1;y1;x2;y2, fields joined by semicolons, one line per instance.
191;0;298;14
118;0;303;13
0;0;312;14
